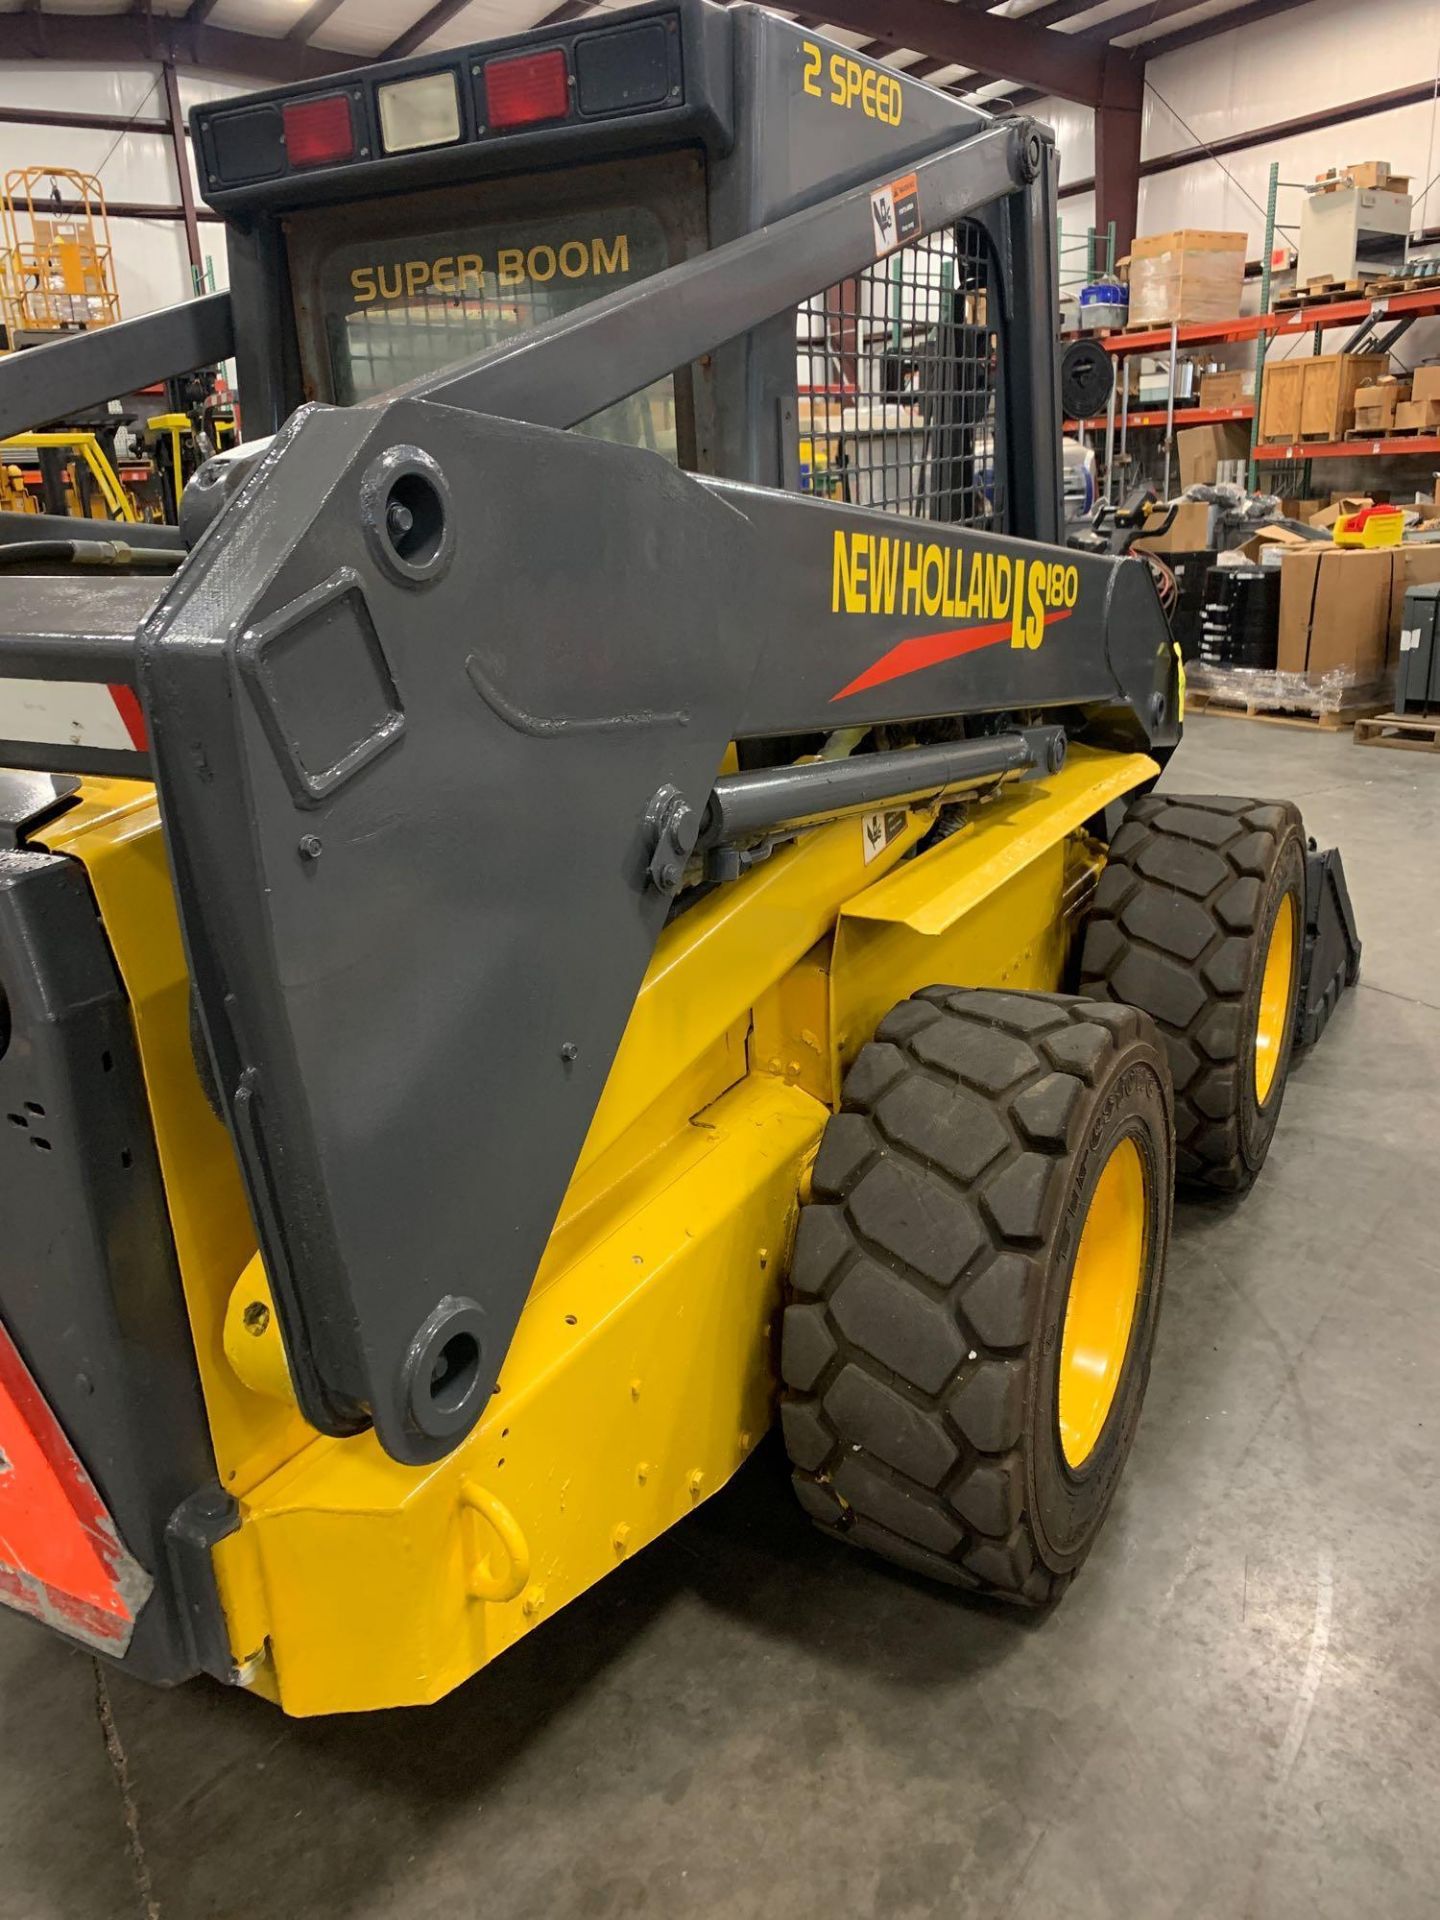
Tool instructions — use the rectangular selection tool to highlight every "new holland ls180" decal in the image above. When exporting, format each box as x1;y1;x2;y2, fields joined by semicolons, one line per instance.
830;529;1079;700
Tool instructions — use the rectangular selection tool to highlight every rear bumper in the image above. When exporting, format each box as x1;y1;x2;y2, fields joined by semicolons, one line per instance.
0;771;228;1683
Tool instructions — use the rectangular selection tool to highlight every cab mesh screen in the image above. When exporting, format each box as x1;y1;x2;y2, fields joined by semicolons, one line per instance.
796;219;1000;529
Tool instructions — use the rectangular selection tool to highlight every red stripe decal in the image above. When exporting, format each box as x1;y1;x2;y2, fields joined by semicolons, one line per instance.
108;683;149;751
831;607;1074;702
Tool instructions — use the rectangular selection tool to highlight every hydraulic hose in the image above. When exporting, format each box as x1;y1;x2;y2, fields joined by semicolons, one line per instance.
0;539;186;570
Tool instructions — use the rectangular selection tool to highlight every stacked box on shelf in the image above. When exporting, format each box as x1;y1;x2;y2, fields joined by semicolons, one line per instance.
1259;353;1388;441
1199;370;1247;408
1393;364;1440;433
1127;230;1246;326
1178;421;1253;487
1353;377;1410;433
1314;161;1411;194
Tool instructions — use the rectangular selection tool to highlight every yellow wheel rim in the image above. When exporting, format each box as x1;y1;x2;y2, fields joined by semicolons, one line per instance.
1253;892;1296;1107
1058;1135;1148;1471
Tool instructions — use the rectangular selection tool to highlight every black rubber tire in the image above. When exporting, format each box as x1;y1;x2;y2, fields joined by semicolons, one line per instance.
781;988;1174;1606
1078;794;1306;1196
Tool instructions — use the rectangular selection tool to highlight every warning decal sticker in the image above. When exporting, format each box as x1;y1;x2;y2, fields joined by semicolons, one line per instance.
862;808;908;864
870;172;921;257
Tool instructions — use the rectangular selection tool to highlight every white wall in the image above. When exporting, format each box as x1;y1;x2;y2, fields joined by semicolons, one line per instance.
1035;95;1096;187
1142;0;1440;173
1044;0;1440;249
0;60;265;316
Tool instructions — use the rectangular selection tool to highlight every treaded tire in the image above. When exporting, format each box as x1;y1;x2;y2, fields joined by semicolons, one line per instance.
1078;794;1305;1195
781;988;1173;1607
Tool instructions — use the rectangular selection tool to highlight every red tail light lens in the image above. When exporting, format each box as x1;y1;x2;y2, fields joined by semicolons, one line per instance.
484;49;570;130
282;93;355;168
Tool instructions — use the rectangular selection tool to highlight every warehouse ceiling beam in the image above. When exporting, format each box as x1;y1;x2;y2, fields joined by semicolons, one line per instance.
779;0;1112;105
1056;66;1440;211
1021;0;1124;25
287;0;352;45
161;59;204;288
1094;48;1143;257
10;10;363;80
0;104;170;135
1134;0;1315;59
1143;74;1440;183
849;43;958;78
382;0;477;60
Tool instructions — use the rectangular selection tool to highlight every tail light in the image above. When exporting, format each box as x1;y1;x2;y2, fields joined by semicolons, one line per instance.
283;94;355;169
484;50;570;131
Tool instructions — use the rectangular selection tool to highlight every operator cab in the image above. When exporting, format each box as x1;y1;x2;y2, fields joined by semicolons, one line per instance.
191;0;1060;540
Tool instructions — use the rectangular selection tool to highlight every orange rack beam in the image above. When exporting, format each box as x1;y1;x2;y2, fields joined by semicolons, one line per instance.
1098;284;1440;355
1254;436;1440;461
1065;405;1255;432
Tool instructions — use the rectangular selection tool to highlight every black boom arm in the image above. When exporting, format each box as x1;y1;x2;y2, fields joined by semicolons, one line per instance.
0;130;1178;1465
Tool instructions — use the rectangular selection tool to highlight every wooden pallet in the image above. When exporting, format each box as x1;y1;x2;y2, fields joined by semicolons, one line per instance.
1273;289;1350;312
1271;269;1440;312
1353;709;1440;752
1367;269;1440;294
1188;688;1384;732
1273;277;1398;311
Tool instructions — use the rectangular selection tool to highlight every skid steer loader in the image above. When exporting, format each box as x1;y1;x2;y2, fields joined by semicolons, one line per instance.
0;1;1357;1715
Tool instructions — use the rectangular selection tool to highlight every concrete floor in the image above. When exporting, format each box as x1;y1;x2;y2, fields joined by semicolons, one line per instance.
2;715;1438;1920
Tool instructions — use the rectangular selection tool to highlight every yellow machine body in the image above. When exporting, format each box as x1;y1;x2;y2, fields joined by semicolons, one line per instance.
37;744;1154;1715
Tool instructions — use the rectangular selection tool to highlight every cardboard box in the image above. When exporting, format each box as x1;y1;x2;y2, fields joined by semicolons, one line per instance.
1353;380;1410;427
1279;499;1324;523
1310;495;1373;530
1396;400;1440;433
1411;365;1440;406
1132;499;1214;555
1236;526;1314;563
1177;421;1252;489
1277;547;1392;678
1128;230;1246;326
1314;161;1411;194
1388;545;1440;663
1199;370;1247;409
1350;161;1409;192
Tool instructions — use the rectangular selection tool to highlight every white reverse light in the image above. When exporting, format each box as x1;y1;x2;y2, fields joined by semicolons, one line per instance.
377;71;462;155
